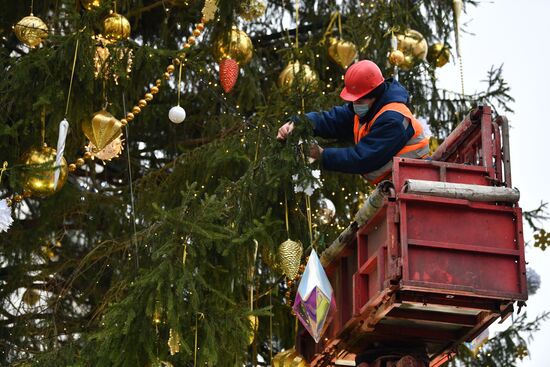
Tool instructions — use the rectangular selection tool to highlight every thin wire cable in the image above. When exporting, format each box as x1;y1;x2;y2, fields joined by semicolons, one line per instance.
64;38;80;117
294;0;299;48
284;192;290;238
41;107;46;145
122;92;139;269
177;61;183;106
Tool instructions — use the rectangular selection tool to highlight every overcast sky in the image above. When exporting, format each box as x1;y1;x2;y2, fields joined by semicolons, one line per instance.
437;0;550;365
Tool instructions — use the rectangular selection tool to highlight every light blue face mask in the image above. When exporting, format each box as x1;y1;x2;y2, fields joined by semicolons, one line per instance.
353;102;370;118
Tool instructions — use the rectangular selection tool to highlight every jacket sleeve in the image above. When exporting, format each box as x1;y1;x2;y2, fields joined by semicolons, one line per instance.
320;111;414;174
296;103;355;141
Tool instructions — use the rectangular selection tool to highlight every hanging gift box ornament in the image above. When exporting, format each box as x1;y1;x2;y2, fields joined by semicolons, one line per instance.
20;145;68;197
278;239;303;279
13;14;49;48
293;249;336;343
103;12;131;42
327;37;357;69
82;110;123;152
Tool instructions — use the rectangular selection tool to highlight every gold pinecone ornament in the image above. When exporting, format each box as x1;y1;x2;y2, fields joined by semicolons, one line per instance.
13;14;48;48
278;239;303;279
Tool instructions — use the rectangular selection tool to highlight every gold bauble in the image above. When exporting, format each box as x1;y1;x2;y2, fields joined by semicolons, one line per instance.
388;49;405;66
316;197;336;225
238;0;267;21
427;43;451;68
81;0;102;10
213;27;253;65
20;145;68;197
14;15;49;48
247;315;259;345
396;29;428;63
278;61;319;91
327;37;357;69
22;289;40;306
277;239;303;279
82;110;122;152
399;55;415;71
103;13;131;42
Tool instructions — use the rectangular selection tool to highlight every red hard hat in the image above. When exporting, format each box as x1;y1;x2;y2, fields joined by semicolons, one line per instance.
340;60;384;102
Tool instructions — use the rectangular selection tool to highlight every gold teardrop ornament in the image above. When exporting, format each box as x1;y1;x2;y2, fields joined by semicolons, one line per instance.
82;110;122;152
327;37;357;69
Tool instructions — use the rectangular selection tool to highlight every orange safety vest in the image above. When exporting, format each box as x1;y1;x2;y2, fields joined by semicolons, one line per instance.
353;102;429;184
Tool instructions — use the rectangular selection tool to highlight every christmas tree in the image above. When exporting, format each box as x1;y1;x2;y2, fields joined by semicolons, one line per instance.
0;0;546;366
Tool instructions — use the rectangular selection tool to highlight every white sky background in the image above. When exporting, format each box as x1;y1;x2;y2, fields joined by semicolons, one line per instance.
436;0;550;365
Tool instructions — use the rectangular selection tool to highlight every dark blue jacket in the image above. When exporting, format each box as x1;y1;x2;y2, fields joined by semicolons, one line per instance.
304;78;415;174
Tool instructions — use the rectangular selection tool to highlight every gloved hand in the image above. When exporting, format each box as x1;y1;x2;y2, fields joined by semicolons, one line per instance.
277;121;294;141
309;144;324;162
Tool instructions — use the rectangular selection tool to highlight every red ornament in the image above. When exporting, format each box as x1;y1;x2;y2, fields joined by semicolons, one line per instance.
219;58;239;93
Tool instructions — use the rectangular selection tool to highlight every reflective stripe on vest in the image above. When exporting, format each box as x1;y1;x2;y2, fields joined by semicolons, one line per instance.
353;102;429;184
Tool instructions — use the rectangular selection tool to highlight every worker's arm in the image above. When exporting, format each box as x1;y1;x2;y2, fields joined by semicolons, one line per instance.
320;111;414;174
303;103;356;141
278;103;356;141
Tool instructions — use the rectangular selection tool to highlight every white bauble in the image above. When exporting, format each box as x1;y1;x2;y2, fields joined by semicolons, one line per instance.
168;105;186;124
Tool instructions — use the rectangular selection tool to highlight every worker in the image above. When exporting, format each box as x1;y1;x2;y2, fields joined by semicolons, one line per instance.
277;60;429;184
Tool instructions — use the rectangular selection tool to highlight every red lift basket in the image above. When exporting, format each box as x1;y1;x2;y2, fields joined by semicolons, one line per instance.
299;106;527;366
